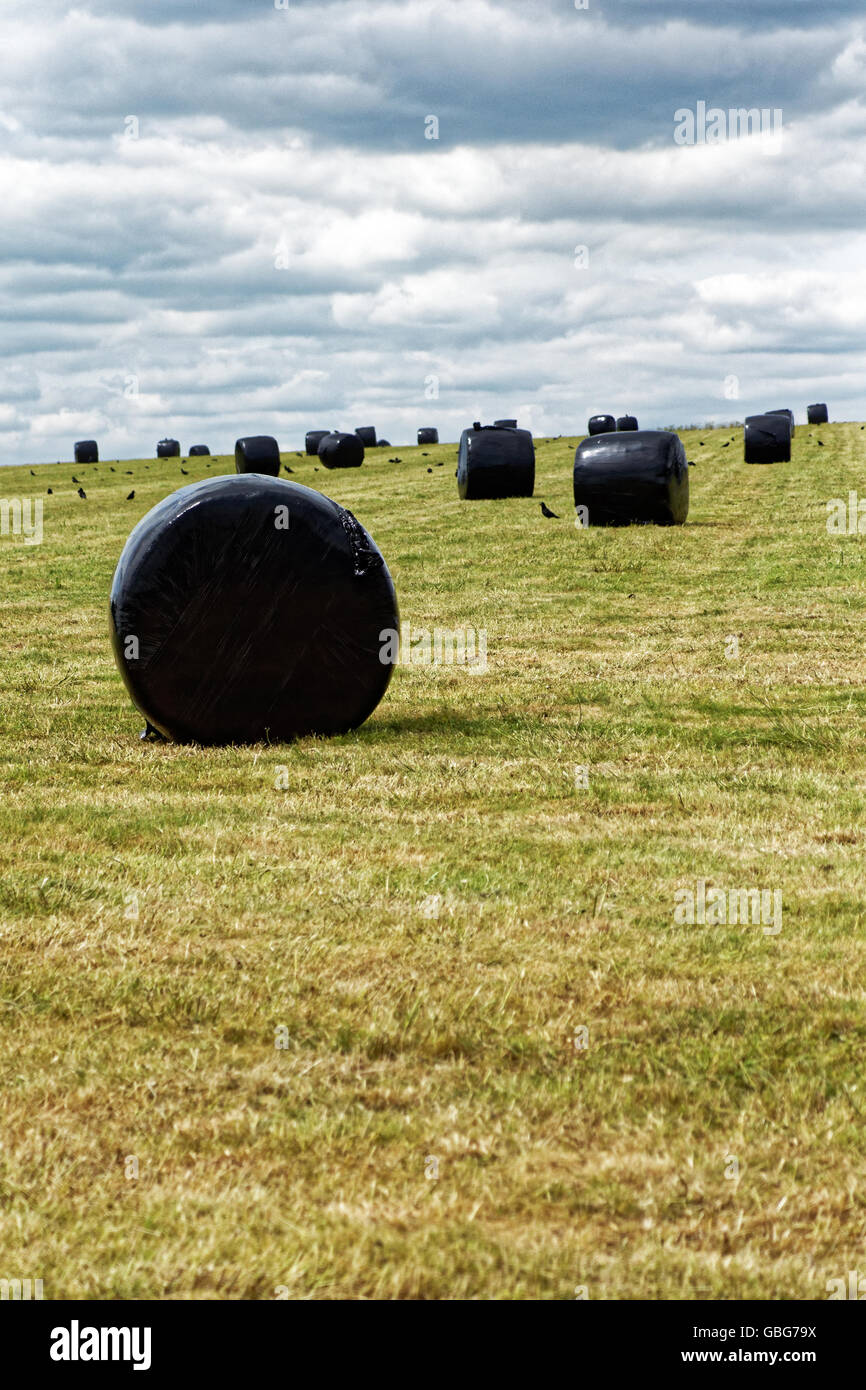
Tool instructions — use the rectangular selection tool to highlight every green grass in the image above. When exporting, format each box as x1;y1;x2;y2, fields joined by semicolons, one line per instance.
1;424;865;1300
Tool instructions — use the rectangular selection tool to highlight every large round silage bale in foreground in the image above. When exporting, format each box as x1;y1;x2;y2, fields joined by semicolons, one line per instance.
573;430;689;526
355;426;377;448
108;475;398;745
807;403;829;425
744;414;791;465
616;415;638;432
417;428;439;445
235;436;281;476
588;415;616;436
157;439;180;458
305;430;331;456
457;423;535;500
74;440;98;463
189;445;210;457
318;431;364;469
767;409;795;438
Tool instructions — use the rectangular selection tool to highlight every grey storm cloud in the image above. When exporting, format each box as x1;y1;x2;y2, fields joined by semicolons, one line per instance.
0;0;864;464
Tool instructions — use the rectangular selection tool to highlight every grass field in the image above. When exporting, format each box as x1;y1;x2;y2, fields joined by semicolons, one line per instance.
1;423;865;1301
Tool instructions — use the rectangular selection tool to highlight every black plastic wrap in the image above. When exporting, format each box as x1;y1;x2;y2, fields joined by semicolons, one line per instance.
588;415;616;436
573;429;689;526
417;428;439;445
157;439;180;458
807;403;829;425
305;430;330;456
457;424;535;500
109;475;398;745
354;426;377;448
616;415;638;432
377;440;391;449
318;432;364;469
744;414;791;464
74;440;98;463
493;418;517;428
767;409;795;438
189;445;210;457
235;436;281;476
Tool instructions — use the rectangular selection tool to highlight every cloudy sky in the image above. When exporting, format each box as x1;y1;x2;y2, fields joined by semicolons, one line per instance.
1;0;864;463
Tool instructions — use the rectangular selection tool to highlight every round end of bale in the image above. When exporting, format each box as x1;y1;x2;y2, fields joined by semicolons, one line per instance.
318;431;365;469
457;424;535;500
305;430;331;456
493;418;517;429
108;474;398;745
156;438;180;458
616;415;639;432
354;426;377;448
744;414;791;465
417;428;439;445
74;440;99;463
188;445;210;457
235;436;281;476
807;403;829;425
587;415;616;436
573;430;689;526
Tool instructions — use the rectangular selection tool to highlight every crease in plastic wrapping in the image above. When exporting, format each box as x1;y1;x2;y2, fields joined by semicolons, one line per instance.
744;414;791;465
109;475;399;745
573;429;689;526
457;424;535;500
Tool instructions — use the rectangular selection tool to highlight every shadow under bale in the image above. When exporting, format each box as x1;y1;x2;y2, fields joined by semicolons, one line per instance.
744;414;791;464
305;430;331;456
235;436;281;476
417;428;439;445
157;439;180;458
318;431;364;469
573;430;689;526
807;403;829;425
109;475;398;745
457;422;535;500
74;440;98;463
588;415;616;436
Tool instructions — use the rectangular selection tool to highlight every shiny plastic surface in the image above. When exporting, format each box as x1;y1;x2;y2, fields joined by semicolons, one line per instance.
457;424;535;500
235;435;281;476
318;432;364;469
109;475;398;745
573;429;689;525
417;428;439;445
588;415;616;436
744;415;791;464
74;440;98;463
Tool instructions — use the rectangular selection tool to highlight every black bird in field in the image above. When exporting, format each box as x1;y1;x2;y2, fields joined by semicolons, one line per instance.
110;466;115;472
295;452;303;458
126;471;133;475
180;467;189;475
818;440;824;447
540;501;559;519
126;490;135;500
427;467;432;473
699;441;705;446
436;461;443;466
77;486;87;499
71;475;80;483
47;488;52;495
30;469;35;475
283;464;294;473
722;441;731;448
422;452;429;457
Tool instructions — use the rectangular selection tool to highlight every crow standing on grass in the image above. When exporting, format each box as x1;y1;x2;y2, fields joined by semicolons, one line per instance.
77;486;87;499
126;490;135;500
540;502;559;519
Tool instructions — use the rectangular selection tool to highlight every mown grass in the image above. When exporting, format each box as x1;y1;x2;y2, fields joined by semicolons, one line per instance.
0;423;865;1300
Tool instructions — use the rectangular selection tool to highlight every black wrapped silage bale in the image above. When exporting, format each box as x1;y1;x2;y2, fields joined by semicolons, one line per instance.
457;423;535;500
744;414;791;465
493;419;517;428
157;439;180;458
616;415;638;432
807;403;829;425
767;409;795;438
74;440;99;463
235;436;281;476
305;430;330;456
417;428;439;445
355;426;377;448
573;430;689;526
377;440;391;449
189;445;210;457
588;415;616;436
108;474;398;745
318;431;364;469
